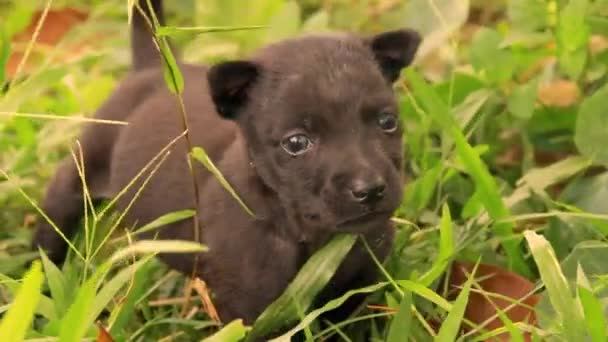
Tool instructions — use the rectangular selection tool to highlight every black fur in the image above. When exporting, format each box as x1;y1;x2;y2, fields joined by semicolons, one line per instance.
33;0;421;332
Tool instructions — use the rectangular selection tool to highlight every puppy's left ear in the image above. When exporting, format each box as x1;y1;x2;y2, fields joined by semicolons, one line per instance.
366;29;421;83
207;60;260;120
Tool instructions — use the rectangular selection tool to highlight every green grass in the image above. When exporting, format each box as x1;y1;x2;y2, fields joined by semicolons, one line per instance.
1;0;608;341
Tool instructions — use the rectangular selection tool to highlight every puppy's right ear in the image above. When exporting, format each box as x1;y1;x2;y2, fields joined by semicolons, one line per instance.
207;61;260;120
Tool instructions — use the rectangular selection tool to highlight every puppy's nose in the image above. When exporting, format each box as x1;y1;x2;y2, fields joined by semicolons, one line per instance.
350;178;386;204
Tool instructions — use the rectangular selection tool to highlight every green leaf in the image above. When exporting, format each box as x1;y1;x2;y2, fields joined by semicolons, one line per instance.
508;78;539;119
575;84;608;166
0;27;10;84
248;234;358;340
264;1;301;43
405;68;531;277
470;28;514;84
191;147;255;217
0;261;43;342
268;282;388;342
418;204;454;287
39;248;68;317
386;290;413;342
557;0;590;79
435;263;476;342
203;319;250;342
301;10;329;33
576;266;607;342
524;230;586;341
396;280;452;312
508;0;549;32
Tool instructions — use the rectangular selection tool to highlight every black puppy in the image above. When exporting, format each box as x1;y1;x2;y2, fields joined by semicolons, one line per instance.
34;0;420;327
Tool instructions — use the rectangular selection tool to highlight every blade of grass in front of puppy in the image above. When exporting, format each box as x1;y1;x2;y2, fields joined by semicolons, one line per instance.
192;147;256;217
524;231;586;341
248;234;358;340
386;289;413;342
0;261;43;342
418;203;454;287
434;262;477;342
110;240;208;264
114;209;196;241
269;282;388;342
202;319;251;342
404;68;531;279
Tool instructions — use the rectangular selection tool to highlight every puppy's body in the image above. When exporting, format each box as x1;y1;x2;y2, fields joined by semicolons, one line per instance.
34;0;420;326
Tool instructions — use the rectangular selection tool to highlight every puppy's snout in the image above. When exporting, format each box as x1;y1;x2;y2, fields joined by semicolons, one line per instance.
350;177;386;204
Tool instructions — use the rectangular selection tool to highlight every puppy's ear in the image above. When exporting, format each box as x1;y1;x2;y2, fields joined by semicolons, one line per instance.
207;61;260;120
366;29;421;83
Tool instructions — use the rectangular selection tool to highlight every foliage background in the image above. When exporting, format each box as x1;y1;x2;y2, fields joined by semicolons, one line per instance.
0;0;607;341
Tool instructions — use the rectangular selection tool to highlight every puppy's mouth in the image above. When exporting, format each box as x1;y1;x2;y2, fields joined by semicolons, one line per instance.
336;211;391;232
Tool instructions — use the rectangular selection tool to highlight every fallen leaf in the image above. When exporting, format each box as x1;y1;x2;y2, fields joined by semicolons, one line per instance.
192;277;222;323
589;35;608;55
7;7;89;77
447;261;540;341
537;79;580;108
96;323;114;342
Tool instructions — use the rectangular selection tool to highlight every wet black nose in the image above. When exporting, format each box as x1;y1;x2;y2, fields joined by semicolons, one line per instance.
350;178;386;204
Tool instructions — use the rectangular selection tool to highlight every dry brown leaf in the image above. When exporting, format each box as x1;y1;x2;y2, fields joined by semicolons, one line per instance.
448;261;540;341
96;323;115;342
192;277;222;323
7;7;89;77
537;79;580;108
590;35;608;55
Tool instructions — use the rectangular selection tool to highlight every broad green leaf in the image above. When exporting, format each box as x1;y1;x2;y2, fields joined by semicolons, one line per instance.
203;319;250;342
0;261;43;342
248;234;357;340
110;240;208;263
508;78;539;119
576;266;607;342
405;68;531;277
301;10;329;33
0;272;56;321
508;0;549;32
524;231;586;341
268;282;388;342
419;204;454;286
575;84;608;166
386;290;413;342
40;248;68;317
470;28;514;84
435;263;476;342
557;0;590;79
191;147;255;217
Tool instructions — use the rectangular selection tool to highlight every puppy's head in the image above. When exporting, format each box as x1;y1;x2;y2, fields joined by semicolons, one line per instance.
208;29;421;237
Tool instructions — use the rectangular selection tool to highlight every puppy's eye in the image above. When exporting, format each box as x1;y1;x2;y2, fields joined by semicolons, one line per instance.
377;112;398;133
281;134;313;156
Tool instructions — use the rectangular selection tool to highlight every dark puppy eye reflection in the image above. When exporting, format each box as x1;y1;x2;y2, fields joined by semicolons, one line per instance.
281;133;313;156
377;111;398;132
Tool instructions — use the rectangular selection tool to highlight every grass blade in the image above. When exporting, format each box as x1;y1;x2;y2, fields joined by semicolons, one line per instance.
524;230;586;341
191;147;255;217
404;68;531;278
39;248;68;317
203;319;250;342
576;265;607;342
0;260;44;342
269;282;388;342
248;234;358;340
419;203;454;286
110;240;208;264
434;263;477;342
386;290;413;342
